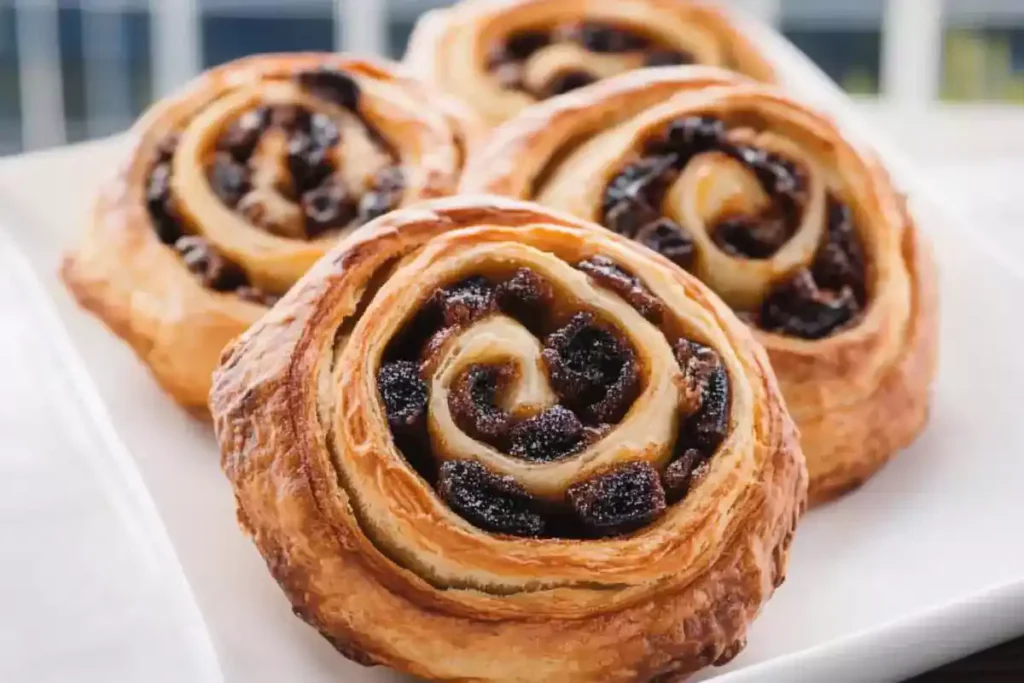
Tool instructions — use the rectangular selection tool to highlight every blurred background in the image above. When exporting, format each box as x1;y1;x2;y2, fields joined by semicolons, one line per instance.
0;0;1021;157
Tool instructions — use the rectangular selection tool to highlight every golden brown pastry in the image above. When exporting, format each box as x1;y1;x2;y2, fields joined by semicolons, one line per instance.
61;53;473;415
462;67;939;504
210;195;806;682
405;0;775;127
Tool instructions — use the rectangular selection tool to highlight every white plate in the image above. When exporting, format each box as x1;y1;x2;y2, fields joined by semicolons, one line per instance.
3;15;1024;683
0;219;221;682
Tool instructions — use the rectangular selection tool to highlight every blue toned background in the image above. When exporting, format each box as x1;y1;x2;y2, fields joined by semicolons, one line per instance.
0;0;1021;153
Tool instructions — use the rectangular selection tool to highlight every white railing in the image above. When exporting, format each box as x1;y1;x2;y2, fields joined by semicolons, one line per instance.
4;0;1022;152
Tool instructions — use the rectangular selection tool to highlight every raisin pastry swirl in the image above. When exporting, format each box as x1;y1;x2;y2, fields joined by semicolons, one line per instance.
61;53;471;414
405;0;774;127
463;68;939;503
210;196;805;682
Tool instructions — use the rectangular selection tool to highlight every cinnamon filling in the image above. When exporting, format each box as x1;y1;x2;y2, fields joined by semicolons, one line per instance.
600;115;868;339
144;68;405;303
488;22;693;99
377;263;732;539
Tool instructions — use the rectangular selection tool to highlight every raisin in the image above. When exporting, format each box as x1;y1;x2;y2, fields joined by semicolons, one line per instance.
735;148;804;198
572;23;649;53
665;116;726;157
384;301;445;363
712;213;792;260
495;267;553;322
645;49;693;67
296;68;361;110
437;460;545;537
174;235;247;292
635;219;695;269
770;273;860;338
449;365;513;445
604;199;661;239
761;269;860;339
542;70;596;97
503;31;551;60
430;276;496;327
208;153;251;207
675;340;730;454
674;339;726;419
577;255;664;322
603;155;677;216
287;131;334;195
357;166;405;224
566;461;666;537
812;198;865;298
302;180;357;237
693;372;730;451
508;405;585;462
377;360;429;434
542;313;638;423
662;448;705;503
218;107;269;161
146;161;182;245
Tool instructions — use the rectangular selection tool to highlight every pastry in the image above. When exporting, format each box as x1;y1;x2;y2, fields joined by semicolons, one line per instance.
462;68;938;503
210;195;806;682
405;0;775;126
61;53;473;414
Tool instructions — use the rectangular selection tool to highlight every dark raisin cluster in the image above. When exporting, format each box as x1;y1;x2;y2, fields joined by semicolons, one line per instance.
601;153;695;270
600;115;868;340
541;312;639;424
759;268;860;339
756;198;866;338
376;260;732;540
566;461;667;536
296;68;361;110
145;134;278;305
674;340;730;454
210;70;403;240
487;22;693;98
438;460;545;537
143;68;407;304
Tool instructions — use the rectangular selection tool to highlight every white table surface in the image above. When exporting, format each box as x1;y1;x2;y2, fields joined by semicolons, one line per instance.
0;201;220;681
1;121;1023;681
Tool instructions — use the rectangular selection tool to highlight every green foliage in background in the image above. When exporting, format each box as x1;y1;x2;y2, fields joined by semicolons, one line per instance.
841;67;878;96
943;29;1024;103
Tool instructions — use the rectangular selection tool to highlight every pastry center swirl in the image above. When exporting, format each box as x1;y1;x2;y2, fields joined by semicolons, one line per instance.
600;115;868;339
376;260;732;540
144;69;405;303
488;22;693;98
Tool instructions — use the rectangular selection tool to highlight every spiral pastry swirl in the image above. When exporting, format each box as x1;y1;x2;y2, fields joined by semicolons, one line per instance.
405;0;775;127
211;196;805;682
61;54;472;413
463;68;939;503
